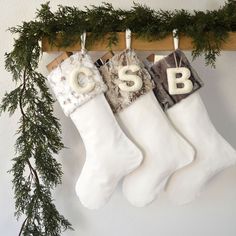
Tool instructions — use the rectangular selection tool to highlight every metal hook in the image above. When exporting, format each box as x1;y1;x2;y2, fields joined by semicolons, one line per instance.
81;31;87;54
172;29;179;50
126;28;132;50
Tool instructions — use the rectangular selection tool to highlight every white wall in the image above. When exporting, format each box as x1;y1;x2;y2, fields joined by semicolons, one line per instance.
1;0;236;235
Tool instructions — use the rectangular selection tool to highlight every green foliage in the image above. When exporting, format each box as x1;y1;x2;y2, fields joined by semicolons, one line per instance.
33;0;236;66
1;14;73;234
33;0;236;67
1;1;236;235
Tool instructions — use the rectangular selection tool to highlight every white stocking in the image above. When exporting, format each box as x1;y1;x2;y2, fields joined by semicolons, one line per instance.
99;49;195;207
47;52;143;209
147;50;236;205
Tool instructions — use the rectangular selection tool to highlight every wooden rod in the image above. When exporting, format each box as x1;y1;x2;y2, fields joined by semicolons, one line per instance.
42;32;236;52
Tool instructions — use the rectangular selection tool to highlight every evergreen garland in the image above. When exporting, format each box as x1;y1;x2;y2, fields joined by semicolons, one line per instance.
1;1;236;235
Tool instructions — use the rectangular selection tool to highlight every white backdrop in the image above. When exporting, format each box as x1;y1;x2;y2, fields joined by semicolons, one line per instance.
0;0;236;235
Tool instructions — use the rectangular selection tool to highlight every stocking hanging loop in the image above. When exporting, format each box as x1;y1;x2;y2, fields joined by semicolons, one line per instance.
126;28;132;50
81;31;87;54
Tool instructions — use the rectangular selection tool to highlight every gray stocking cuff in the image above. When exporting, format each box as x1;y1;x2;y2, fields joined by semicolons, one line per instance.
144;49;204;111
99;49;155;113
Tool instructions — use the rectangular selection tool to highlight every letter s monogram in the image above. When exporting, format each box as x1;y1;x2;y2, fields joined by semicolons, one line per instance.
118;65;143;92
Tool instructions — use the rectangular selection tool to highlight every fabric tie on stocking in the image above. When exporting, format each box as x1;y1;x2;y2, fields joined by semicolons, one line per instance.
99;41;194;207
47;51;143;209
146;49;236;205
